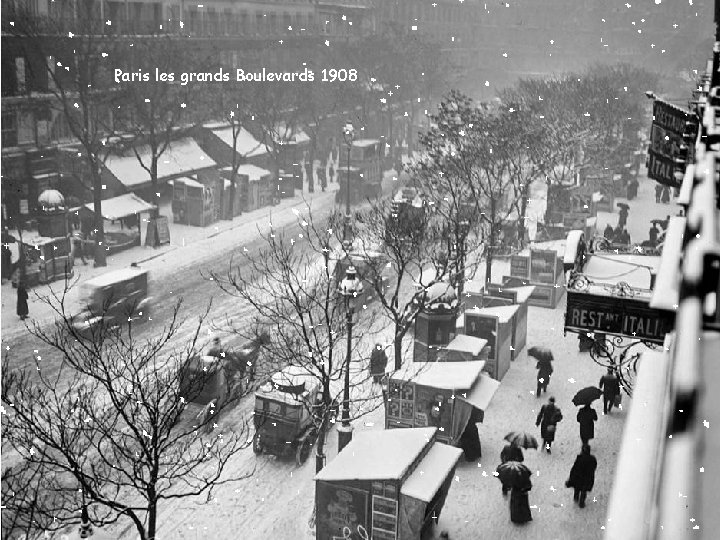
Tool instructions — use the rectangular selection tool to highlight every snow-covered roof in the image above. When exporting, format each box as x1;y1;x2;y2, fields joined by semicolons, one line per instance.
273;123;310;145
172;177;204;188
465;304;519;323
400;442;462;502
315;428;438;482
81;193;156;220
650;216;686;312
391;361;485;390
503;285;536;303
223;164;272;182
104;138;216;188
352;139;381;148
208;125;271;157
83;267;147;289
445;335;488;355
256;365;320;405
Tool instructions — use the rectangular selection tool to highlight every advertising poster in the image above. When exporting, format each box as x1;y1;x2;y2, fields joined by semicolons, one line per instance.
317;484;369;540
414;384;453;437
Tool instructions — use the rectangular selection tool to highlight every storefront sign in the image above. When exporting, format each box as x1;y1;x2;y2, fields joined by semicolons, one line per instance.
565;292;675;343
647;99;697;187
647;150;677;187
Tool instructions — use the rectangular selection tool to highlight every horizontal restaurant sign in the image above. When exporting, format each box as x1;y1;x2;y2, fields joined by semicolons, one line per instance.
564;291;675;343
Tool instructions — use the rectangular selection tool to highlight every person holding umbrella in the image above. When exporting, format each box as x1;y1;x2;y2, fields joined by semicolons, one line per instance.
528;346;554;397
599;367;621;414
495;461;533;524
576;403;598;445
499;441;525;496
565;444;597;508
536;396;562;453
16;279;29;320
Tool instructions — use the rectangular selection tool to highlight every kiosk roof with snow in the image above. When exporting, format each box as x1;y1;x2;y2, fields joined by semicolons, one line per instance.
391;361;485;390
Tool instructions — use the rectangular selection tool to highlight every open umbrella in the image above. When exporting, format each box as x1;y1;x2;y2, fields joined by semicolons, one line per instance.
504;431;539;449
616;202;630;210
495;461;532;487
528;346;554;364
572;386;603;406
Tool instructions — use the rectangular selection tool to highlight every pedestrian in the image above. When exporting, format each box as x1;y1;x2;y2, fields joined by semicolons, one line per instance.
536;359;553;397
369;343;388;384
16;280;29;320
576;403;598;445
661;185;670;204
72;230;87;265
565;444;597;508
655;184;663;203
499;442;524;496
618;206;629;229
536;396;563;453
612;225;623;243
660;215;671;231
603;224;614;240
458;418;482;462
510;473;533;524
627;178;639;200
619;228;631;245
2;243;12;281
599;367;621;414
648;223;659;246
328;160;335;184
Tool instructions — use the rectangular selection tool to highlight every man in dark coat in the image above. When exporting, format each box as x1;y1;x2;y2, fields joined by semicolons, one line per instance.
577;404;598;445
499;442;524;495
2;243;12;281
510;474;533;524
648;224;659;247
627;178;639;200
661;185;671;204
612;225;623;243
618;228;631;245
599;367;621;414
16;280;29;320
566;444;597;508
618;206;629;229
536;396;562;453
603;224;614;240
317;162;327;192
369;343;388;384
536;360;553;397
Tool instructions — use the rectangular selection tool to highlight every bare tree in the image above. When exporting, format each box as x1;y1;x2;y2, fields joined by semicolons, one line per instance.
210;207;383;473
2;293;252;540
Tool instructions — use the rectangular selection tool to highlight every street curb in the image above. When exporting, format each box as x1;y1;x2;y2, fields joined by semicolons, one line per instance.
133;245;180;265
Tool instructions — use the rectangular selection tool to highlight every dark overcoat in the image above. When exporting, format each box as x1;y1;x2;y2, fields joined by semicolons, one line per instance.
568;453;598;492
577;406;598;441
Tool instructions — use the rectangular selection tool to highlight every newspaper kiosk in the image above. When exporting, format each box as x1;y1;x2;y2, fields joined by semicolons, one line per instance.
503;249;565;308
315;428;462;540
484;284;535;354
458;306;517;380
386;361;500;443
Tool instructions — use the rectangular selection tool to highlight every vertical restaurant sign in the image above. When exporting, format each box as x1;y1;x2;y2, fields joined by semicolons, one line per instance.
647;99;695;188
564;291;675;343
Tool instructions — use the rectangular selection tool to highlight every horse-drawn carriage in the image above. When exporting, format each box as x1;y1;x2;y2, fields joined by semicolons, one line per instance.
253;366;321;465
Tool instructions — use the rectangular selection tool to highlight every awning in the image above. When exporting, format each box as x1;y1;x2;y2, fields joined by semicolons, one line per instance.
205;124;271;157
104;138;216;189
222;164;272;183
81;193;156;220
400;442;462;503
457;374;500;423
650;216;686;312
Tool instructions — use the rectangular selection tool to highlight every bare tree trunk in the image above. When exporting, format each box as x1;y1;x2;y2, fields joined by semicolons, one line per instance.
90;159;107;267
393;331;403;371
517;182;530;249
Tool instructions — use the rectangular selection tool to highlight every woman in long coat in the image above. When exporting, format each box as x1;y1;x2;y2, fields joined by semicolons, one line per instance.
566;444;597;508
536;397;561;453
499;443;524;495
458;419;482;462
510;474;533;524
536;360;553;396
576;404;598;445
16;281;29;320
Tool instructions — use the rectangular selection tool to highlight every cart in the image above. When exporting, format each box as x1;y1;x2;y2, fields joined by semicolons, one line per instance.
315;427;463;540
71;266;151;333
253;366;321;465
386;361;500;443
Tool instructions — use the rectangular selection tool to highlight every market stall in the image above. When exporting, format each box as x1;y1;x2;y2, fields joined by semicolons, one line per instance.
484;284;534;354
386;361;500;442
12;235;73;287
315;427;462;540
457;306;517;380
503;249;565;308
437;335;489;363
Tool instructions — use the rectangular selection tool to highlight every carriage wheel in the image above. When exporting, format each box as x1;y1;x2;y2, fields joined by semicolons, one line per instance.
295;433;314;465
253;432;263;455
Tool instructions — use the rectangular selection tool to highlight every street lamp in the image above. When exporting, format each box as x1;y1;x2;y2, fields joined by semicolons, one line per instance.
337;265;363;452
342;121;355;251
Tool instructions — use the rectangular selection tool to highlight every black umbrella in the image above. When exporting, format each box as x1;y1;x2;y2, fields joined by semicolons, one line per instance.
495;461;532;487
504;431;539;450
617;202;630;210
528;346;554;364
572;386;603;406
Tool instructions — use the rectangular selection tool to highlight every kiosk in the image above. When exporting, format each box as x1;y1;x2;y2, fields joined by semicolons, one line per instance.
458;306;518;380
13;235;73;287
315;428;462;540
503;249;565;308
484;284;535;354
437;335;489;363
386;362;499;443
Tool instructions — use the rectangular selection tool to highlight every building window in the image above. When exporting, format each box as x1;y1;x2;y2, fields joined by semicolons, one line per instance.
15;57;27;94
1;111;18;147
17;110;36;145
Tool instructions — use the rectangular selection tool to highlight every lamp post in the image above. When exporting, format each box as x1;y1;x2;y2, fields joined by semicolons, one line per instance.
342;121;355;251
337;265;363;452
